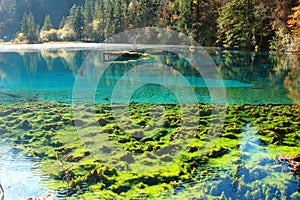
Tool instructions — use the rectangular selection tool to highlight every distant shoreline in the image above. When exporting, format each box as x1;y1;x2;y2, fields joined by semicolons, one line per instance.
0;42;119;52
0;42;220;52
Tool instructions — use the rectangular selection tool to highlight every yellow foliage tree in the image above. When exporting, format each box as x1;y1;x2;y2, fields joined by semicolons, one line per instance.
287;5;300;51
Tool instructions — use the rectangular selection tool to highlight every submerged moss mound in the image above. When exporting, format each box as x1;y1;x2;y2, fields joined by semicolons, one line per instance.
0;100;299;199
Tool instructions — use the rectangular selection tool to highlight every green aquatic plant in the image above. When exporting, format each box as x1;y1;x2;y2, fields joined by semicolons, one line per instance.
0;101;299;198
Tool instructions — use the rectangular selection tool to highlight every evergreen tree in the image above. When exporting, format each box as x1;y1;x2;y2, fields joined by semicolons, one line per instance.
175;0;192;35
120;0;130;30
94;0;104;20
173;0;217;45
83;0;94;40
91;0;105;42
84;0;94;24
20;12;29;35
59;16;67;29
217;0;258;49
42;14;53;31
27;12;38;42
8;0;300;49
113;0;122;34
69;4;84;40
20;12;38;42
136;0;161;27
253;0;275;49
103;0;114;38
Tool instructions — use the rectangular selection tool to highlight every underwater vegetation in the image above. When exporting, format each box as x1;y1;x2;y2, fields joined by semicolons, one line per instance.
0;100;299;199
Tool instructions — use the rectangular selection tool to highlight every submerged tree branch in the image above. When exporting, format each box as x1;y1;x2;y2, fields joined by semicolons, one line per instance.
0;183;4;200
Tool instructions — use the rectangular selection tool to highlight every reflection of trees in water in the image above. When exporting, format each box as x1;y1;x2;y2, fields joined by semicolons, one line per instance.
21;52;41;74
58;50;87;75
216;50;300;103
6;50;88;79
281;54;300;104
271;53;292;77
8;49;300;105
0;54;8;80
0;53;23;87
41;50;57;71
217;50;256;68
268;52;300;103
216;50;256;82
41;50;87;75
0;67;6;79
139;49;201;78
215;50;289;85
19;49;208;82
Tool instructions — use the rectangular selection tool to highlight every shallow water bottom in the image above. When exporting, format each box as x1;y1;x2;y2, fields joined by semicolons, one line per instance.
0;100;299;199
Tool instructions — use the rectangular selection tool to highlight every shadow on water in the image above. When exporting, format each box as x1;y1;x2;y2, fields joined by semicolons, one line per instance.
171;124;300;199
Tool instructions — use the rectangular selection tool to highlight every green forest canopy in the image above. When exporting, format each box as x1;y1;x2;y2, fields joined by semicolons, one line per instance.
1;0;300;51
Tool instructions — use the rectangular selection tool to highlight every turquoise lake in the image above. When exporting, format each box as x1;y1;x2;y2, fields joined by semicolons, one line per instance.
0;47;296;105
0;45;299;199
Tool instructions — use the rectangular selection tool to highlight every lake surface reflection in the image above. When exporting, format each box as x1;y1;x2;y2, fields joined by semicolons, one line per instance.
0;47;298;104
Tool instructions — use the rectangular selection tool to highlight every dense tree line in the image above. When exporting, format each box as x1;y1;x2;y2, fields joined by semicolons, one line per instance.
217;0;300;50
0;0;85;41
2;0;300;51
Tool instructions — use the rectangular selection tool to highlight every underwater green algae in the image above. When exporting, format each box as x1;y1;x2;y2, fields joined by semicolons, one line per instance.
0;100;299;199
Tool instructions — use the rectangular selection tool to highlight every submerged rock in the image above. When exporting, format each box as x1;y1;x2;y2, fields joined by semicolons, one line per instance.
208;146;229;158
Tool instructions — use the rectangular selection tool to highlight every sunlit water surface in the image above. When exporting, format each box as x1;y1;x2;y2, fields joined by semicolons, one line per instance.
0;145;53;199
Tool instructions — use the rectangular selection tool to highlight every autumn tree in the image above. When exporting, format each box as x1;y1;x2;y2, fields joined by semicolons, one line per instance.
287;4;300;51
10;0;300;49
40;15;58;42
272;0;298;32
270;0;299;51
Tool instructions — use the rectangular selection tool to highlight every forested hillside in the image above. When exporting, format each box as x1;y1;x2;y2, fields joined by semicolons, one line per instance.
1;0;300;51
0;0;85;40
